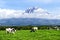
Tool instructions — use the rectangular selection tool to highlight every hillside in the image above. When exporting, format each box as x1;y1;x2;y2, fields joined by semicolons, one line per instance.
0;18;60;26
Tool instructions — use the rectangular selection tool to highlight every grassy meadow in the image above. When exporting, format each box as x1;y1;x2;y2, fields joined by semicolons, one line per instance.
0;30;60;40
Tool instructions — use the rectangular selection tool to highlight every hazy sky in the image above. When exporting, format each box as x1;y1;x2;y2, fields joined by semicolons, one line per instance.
0;0;60;14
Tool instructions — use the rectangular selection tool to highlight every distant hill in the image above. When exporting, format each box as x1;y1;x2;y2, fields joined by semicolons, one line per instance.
0;18;60;26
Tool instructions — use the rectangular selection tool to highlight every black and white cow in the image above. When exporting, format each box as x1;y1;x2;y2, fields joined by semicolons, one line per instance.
6;28;16;34
30;27;38;32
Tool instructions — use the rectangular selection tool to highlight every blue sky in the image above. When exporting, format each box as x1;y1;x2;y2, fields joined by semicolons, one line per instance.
0;0;60;19
0;0;60;10
0;0;60;14
0;0;59;9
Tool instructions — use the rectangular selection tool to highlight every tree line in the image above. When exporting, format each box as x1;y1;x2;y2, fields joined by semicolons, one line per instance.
0;25;60;30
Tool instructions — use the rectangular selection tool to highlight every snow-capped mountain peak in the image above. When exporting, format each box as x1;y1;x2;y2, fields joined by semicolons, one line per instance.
25;7;38;13
25;7;49;15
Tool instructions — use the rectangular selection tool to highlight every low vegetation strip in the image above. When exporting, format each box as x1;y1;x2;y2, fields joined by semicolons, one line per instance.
0;30;60;40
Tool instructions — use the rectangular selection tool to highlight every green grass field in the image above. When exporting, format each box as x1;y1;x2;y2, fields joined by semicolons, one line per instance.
0;30;60;40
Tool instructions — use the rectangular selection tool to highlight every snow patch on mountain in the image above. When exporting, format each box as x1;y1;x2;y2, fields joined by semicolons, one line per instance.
25;7;49;14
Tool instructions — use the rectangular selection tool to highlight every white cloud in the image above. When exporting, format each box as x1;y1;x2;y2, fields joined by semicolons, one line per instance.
0;8;60;19
0;8;24;19
34;8;47;13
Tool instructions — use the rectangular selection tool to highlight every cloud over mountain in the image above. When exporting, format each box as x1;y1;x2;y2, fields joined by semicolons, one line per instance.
0;7;60;19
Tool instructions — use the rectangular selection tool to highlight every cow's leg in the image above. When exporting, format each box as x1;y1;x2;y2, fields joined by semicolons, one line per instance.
6;31;7;34
11;30;15;34
12;32;15;34
32;29;35;32
30;29;35;32
6;31;9;34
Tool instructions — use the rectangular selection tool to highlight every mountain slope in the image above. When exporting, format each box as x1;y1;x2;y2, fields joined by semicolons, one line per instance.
0;18;60;26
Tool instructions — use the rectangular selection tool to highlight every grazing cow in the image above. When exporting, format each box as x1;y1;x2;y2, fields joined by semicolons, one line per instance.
30;27;38;32
6;28;16;34
54;26;59;30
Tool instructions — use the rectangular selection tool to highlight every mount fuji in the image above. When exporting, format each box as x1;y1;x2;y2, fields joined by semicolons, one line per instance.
0;7;60;26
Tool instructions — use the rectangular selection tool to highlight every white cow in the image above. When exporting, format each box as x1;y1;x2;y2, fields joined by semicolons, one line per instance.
54;26;59;30
6;28;16;34
30;27;38;32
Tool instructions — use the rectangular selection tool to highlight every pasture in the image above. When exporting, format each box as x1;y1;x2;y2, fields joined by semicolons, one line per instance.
0;30;60;40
